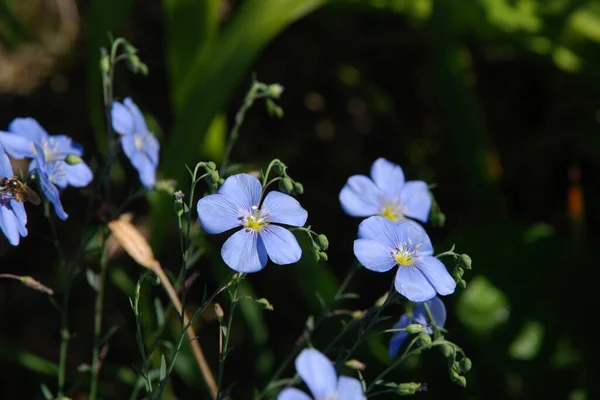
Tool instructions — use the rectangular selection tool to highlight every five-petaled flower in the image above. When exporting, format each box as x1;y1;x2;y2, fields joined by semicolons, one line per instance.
389;296;446;358
353;216;455;302
111;98;159;188
197;174;308;273
277;348;366;400
339;158;431;223
0;118;94;189
0;144;27;245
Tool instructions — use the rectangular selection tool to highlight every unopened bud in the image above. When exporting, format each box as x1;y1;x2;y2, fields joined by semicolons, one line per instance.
293;182;304;195
440;343;455;358
214;303;224;322
375;292;388;307
174;190;185;201
315;234;329;250
267;84;284;99
351;310;365;319
405;324;427;334
459;254;472;270
454;267;464;279
451;373;466;387
127;54;141;72
459;358;472;373
206;161;217;170
100;52;110;74
345;359;366;371
281;177;294;193
419;333;432;345
397;382;423;396
255;298;274;311
65;154;83;165
458;279;467;289
209;170;220;183
273;162;286;175
317;251;328;262
432;211;446;227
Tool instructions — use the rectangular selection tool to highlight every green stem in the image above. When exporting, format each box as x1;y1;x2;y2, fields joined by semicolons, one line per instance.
89;230;109;400
217;276;243;399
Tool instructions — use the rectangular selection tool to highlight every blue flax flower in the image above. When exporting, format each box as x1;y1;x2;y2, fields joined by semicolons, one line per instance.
339;158;431;223
354;216;455;302
389;296;446;358
277;348;366;400
111;98;159;188
31;144;68;221
197;174;308;273
0;144;27;245
0;118;93;188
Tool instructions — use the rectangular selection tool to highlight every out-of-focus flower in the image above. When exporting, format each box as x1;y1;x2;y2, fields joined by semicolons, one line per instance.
111;98;159;188
389;296;446;358
197;174;307;272
31;144;68;220
353;216;455;302
340;158;431;223
0;118;93;188
277;348;366;400
0;144;27;245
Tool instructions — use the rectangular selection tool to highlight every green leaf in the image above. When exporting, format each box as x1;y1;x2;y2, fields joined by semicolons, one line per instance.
160;354;167;381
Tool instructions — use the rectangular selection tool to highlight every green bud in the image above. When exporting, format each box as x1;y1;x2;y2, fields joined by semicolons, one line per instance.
138;63;149;76
267;83;284;99
431;211;446;227
397;382;422;396
419;333;432;345
405;324;427;334
458;279;467;289
209;170;220;183
450;368;461;381
440;343;455;358
255;298;274;311
459;254;472;270
174;201;185;217
218;178;225;185
453;375;467;387
453;266;464;279
273;162;286;175
124;42;138;55
282;177;294;193
318;251;328;262
206;161;217;170
214;303;224;322
459;358;472;373
100;52;110;75
65;154;83;165
315;234;329;250
293;182;304;195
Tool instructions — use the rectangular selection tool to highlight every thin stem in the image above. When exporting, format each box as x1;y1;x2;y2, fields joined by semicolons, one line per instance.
89;230;109;400
217;275;242;399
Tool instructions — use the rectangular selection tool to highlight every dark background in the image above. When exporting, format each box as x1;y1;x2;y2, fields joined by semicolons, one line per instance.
0;0;598;399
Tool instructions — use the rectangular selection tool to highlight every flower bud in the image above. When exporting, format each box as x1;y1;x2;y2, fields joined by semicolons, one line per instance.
458;279;467;289
206;161;217;170
440;343;455;358
255;298;274;311
292;182;304;195
273;161;286;175
315;234;329;250
375;292;388;307
345;359;366;371
397;382;423;396
100;51;110;74
451;372;466;387
267;83;284;99
209;170;220;184
419;333;432;345
453;266;464;279
65;154;83;165
351;310;365;319
459;358;472;373
459;254;472;270
174;190;185;201
214;303;224;322
281;177;294;193
317;251;328;262
405;324;427;334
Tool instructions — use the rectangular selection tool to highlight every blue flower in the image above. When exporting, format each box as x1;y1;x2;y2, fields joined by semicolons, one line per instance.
0;144;28;245
277;348;366;400
197;174;308;273
389;296;446;358
353;216;455;302
339;158;431;223
111;98;159;188
31;144;68;221
0;118;93;188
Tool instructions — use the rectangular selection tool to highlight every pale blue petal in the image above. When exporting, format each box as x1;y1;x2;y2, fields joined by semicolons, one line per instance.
400;181;432;223
336;376;366;400
221;229;267;273
144;133;159;166
8;118;47;142
10;200;27;237
64;162;93;187
394;266;435;302
259;225;302;265
393;220;433;256
121;134;137;162
124;98;149;134
357;216;401;248
277;388;312;400
111;101;135;135
0;145;14;177
262;191;307;227
370;158;405;198
0;132;35;159
295;349;337;399
197;194;243;234
39;170;68;221
339;175;382;217
48;135;82;158
388;314;410;358
0;205;21;245
414;257;456;296
218;174;262;210
353;239;397;272
413;296;446;329
130;152;156;188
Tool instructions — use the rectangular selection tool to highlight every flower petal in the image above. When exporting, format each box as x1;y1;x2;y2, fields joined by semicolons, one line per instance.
414;257;456;296
0;145;14;177
357;216;401;248
112;101;135;135
8;118;48;142
370;158;405;198
388;314;410;358
143;133;160;166
0;132;35;159
64;162;93;188
38;168;68;221
0;205;21;246
221;229;267;273
276;388;312;400
400;181;432;223
259;225;302;265
337;376;366;400
218;174;262;210
413;296;446;329
262;191;307;227
130;151;156;188
393;219;433;256
394;266;435;302
124;98;150;134
339;175;383;217
353;238;397;272
48;135;83;158
10;200;27;237
197;194;243;234
295;348;337;399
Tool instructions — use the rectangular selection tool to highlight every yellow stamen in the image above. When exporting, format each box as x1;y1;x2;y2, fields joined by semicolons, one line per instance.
395;252;413;266
381;204;401;223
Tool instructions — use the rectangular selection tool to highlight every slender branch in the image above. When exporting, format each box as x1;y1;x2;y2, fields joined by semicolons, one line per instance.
217;275;243;399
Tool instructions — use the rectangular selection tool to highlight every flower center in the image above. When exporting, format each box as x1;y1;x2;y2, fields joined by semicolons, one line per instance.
243;205;269;232
134;134;145;151
393;241;420;266
380;198;405;223
41;137;58;161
